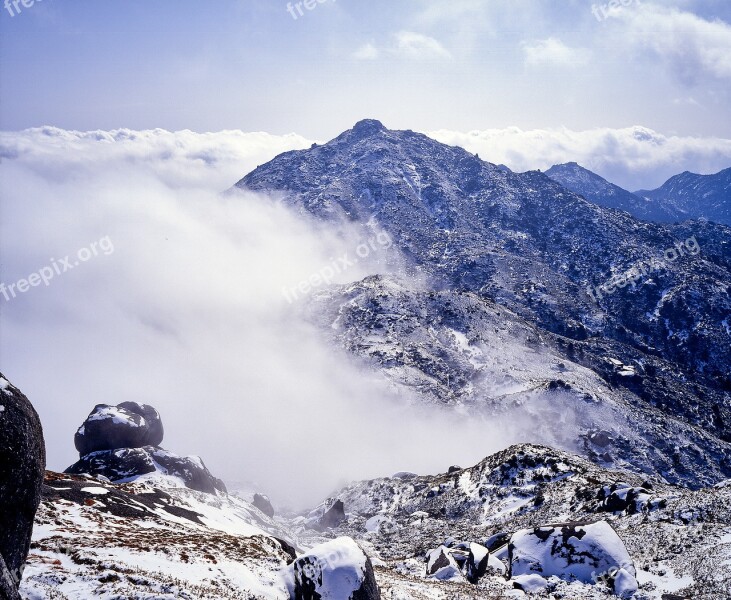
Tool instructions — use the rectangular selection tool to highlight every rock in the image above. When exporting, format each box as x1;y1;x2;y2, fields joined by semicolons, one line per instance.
484;531;511;552
447;465;462;474
74;403;164;456
425;540;503;585
464;543;489;584
425;546;463;581
117;402;164;446
319;499;346;529
65;446;226;494
253;493;275;518
0;374;45;598
508;520;638;596
288;537;380;600
599;482;654;515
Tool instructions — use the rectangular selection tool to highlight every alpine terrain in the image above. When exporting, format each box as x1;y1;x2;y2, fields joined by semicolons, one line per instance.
9;121;731;600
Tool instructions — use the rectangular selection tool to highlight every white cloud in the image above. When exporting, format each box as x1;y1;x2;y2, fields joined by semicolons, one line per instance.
609;4;731;84
393;31;452;59
428;125;731;190
522;37;591;67
353;42;379;60
0;127;312;190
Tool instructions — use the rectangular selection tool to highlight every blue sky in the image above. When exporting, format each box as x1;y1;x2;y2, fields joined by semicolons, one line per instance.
1;0;730;139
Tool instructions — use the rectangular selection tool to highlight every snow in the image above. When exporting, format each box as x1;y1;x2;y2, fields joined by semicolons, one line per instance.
635;564;694;595
365;514;389;533
86;405;143;426
79;486;109;495
509;521;636;587
512;573;548;592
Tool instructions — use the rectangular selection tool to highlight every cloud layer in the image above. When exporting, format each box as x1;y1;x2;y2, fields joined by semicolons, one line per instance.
428;125;731;190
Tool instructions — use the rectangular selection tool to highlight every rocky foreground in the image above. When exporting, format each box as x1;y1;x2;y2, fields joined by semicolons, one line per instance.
18;443;731;599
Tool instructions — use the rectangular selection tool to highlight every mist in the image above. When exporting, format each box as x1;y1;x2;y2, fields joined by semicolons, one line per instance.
0;128;548;509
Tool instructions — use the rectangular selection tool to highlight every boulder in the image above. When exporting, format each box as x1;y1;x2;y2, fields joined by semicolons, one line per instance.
118;402;164;447
424;541;503;584
425;546;464;581
65;446;227;494
253;493;275;518
0;374;46;599
74;403;164;456
508;520;638;597
465;543;490;584
319;499;346;529
288;537;380;600
598;482;657;515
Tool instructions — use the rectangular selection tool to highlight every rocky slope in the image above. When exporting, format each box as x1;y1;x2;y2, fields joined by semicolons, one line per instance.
21;443;731;599
299;444;731;599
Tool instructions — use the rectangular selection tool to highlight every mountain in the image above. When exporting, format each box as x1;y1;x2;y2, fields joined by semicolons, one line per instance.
636;168;731;226
545;162;676;222
236;119;731;485
15;120;731;599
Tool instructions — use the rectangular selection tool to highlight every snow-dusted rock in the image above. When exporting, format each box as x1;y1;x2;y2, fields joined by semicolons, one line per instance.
508;521;637;596
118;401;164;446
288;537;381;600
425;545;464;581
465;542;490;583
74;402;163;456
318;499;346;529
0;374;45;599
65;446;227;494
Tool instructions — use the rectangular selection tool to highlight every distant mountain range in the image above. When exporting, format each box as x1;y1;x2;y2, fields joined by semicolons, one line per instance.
546;162;731;226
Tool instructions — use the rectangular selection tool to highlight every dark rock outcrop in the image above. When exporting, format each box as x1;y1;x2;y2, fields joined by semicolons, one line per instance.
65;446;226;494
319;499;346;529
0;374;46;599
253;493;275;518
74;402;164;456
67;402;225;495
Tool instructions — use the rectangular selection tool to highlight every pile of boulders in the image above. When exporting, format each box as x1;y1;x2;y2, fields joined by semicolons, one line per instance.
66;402;226;494
425;520;638;597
